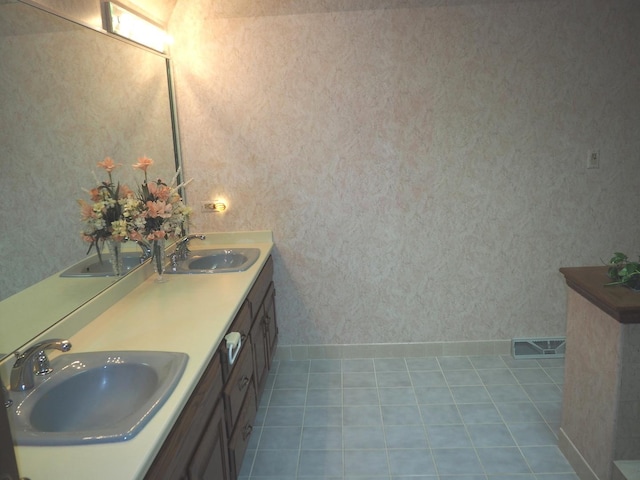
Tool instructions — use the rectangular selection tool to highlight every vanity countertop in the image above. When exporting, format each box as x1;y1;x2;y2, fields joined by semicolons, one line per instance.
9;231;274;480
559;266;640;324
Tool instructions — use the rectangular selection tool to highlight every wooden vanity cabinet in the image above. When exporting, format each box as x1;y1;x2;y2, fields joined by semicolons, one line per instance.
144;353;229;480
221;330;255;437
263;282;278;367
250;306;269;397
247;256;278;396
145;254;277;480
188;398;230;479
220;301;252;382
228;382;257;476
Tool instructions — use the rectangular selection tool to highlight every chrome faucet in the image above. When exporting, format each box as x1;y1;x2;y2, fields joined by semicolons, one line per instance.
172;234;206;263
10;339;72;392
136;239;152;263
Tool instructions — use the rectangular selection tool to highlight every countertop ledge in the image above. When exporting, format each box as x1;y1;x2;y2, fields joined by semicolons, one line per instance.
8;231;274;480
559;266;640;324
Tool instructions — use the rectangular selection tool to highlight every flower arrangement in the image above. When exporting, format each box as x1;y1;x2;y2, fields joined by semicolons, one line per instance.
126;157;192;278
79;156;191;277
126;156;192;244
78;157;132;261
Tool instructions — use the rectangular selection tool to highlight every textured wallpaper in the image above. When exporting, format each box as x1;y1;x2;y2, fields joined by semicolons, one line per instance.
169;0;640;345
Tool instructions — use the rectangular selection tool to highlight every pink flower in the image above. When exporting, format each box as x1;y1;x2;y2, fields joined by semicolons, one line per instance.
148;182;171;201
89;188;101;202
119;184;134;198
132;156;154;172
146;230;167;241
145;200;172;219
128;230;143;242
77;199;96;220
97;157;121;173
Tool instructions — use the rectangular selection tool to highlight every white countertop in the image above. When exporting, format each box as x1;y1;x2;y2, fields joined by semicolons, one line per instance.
8;231;274;480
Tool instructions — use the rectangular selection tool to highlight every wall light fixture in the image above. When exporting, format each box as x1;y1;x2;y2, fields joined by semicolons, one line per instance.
104;1;169;53
202;201;227;213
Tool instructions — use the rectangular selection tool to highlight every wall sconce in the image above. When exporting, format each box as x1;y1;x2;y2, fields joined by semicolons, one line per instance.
202;201;227;213
104;1;169;53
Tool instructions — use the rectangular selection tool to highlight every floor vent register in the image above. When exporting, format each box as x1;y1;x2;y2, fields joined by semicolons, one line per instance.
511;337;566;358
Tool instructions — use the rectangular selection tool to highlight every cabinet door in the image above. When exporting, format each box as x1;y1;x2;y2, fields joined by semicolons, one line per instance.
229;383;258;479
187;399;231;480
250;303;268;397
263;283;278;365
145;354;223;479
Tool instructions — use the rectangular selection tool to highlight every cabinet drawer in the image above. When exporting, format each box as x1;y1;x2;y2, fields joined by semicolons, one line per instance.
229;382;258;479
247;255;273;318
221;300;252;381
223;340;255;434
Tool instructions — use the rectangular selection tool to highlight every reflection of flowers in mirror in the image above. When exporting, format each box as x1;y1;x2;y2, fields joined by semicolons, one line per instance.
78;157;132;260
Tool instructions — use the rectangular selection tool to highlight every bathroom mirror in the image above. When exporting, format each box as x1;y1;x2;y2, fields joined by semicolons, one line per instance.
0;2;180;358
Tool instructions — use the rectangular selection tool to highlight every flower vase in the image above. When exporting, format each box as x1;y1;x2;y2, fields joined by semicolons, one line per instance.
152;238;167;283
105;239;124;277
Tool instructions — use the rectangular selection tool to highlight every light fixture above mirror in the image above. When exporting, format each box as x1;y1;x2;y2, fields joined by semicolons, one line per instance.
104;1;170;53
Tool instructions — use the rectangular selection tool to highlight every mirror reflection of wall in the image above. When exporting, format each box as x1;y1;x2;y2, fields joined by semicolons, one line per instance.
0;2;176;302
0;1;178;356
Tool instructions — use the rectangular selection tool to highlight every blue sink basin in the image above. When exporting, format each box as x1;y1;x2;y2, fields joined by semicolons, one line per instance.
167;248;260;274
8;351;188;445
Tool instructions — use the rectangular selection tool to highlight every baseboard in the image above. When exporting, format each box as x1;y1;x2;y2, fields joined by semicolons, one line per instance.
558;427;601;480
274;340;512;360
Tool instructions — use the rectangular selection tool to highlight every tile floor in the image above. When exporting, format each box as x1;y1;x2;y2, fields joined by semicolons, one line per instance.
239;354;577;480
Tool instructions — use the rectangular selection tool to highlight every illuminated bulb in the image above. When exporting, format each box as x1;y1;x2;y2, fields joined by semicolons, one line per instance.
202;201;227;212
105;2;169;53
212;201;227;212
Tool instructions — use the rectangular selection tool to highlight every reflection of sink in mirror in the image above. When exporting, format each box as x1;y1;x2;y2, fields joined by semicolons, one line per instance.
9;351;188;445
168;248;260;274
59;253;144;277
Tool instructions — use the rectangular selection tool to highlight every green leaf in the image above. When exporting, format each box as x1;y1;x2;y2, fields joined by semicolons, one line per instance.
610;252;628;264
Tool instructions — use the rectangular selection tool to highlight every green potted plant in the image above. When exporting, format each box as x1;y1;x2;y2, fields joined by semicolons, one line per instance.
606;252;640;291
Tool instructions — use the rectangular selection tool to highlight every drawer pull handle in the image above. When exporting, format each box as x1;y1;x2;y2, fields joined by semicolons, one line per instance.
237;375;250;391
242;424;253;441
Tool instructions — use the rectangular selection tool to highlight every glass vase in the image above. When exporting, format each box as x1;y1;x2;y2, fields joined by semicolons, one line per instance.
105;238;124;277
152;238;167;283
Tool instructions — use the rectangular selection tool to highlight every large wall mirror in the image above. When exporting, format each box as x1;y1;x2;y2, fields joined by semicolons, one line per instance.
0;1;180;358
